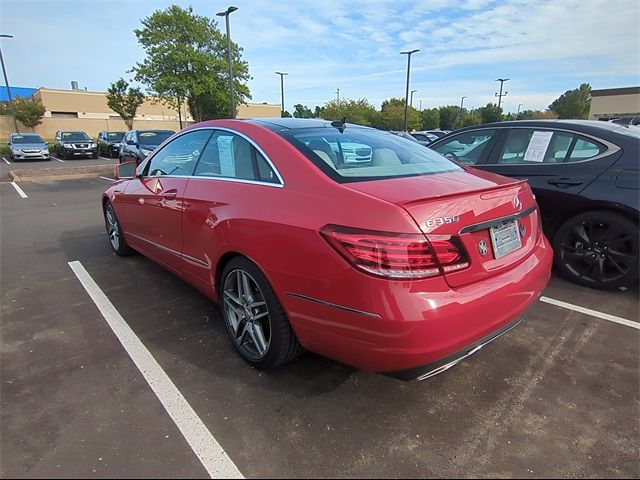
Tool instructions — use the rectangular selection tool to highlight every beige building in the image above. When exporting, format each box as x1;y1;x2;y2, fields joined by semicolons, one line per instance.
589;86;640;121
1;87;281;139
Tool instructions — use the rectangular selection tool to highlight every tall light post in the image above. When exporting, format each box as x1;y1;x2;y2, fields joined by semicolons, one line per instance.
275;72;288;117
0;34;18;132
410;89;417;109
335;88;340;101
419;99;422;111
400;49;419;131
517;103;524;116
460;96;467;110
495;78;509;108
216;6;238;118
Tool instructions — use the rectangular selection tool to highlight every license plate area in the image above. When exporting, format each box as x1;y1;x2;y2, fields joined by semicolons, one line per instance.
489;219;522;259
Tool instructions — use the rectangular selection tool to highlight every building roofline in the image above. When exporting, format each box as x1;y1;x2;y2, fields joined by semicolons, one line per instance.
591;87;640;97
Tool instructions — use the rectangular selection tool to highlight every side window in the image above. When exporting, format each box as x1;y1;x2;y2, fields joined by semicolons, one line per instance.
431;130;496;164
569;137;604;162
194;131;280;184
145;130;211;177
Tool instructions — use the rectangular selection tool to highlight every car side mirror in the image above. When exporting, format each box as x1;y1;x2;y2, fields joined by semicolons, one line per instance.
115;161;137;180
127;140;136;146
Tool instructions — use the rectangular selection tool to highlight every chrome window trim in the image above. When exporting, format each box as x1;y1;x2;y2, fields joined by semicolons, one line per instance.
138;126;285;187
475;125;621;166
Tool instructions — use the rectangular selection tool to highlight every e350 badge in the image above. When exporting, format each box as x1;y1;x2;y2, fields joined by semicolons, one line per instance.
425;215;460;228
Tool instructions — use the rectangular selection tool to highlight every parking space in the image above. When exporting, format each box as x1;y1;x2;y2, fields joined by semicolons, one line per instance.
1;178;638;478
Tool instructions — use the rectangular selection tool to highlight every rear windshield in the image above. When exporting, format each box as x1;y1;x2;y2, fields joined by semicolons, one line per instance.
62;132;91;141
138;131;174;146
280;127;462;182
12;134;45;144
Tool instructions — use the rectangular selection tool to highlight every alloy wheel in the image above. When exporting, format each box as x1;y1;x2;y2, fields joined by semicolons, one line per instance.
105;205;120;251
222;269;271;360
558;218;636;286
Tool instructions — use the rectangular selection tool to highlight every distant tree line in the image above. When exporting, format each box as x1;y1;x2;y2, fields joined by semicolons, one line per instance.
284;83;592;131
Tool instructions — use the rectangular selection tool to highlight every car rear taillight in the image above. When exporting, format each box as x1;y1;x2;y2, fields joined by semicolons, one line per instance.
320;225;470;280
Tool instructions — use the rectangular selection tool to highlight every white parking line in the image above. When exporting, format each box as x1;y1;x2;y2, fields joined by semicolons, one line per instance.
2;157;10;165
68;261;243;479
55;158;65;163
540;296;640;330
99;176;115;182
10;182;28;199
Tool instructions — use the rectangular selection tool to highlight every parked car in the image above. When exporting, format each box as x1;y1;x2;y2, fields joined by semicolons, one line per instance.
7;133;50;161
421;129;450;139
410;132;439;144
389;130;430;146
54;131;98;159
428;120;640;290
119;129;175;165
97;131;125;158
103;118;551;379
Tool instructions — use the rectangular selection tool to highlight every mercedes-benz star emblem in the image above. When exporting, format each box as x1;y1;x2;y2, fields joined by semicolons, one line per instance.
513;195;522;211
479;240;488;256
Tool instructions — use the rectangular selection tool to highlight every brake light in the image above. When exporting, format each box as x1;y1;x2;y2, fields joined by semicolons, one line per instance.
320;225;470;279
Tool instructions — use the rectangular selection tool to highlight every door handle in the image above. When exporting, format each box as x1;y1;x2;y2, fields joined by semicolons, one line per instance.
163;189;178;200
547;179;583;188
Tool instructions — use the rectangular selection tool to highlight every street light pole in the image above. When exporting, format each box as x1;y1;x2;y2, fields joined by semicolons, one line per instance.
335;88;340;101
217;6;238;119
400;49;419;131
275;72;288;117
517;103;524;115
495;78;509;108
410;89;417;109
419;99;422;111
0;34;18;132
460;96;467;110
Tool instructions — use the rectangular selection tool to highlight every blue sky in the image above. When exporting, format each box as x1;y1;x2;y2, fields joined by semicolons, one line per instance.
1;0;638;113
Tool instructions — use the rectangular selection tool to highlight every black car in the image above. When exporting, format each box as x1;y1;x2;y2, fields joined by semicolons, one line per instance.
119;129;175;165
428;120;640;290
97;131;125;158
54;131;98;159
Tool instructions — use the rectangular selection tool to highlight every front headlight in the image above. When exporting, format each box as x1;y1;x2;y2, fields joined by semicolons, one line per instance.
91;143;97;148
65;144;74;149
42;147;49;153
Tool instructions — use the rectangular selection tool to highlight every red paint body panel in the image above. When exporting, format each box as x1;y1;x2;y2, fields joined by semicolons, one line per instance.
103;119;552;376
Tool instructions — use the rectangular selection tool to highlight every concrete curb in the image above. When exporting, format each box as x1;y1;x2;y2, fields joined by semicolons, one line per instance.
9;164;115;182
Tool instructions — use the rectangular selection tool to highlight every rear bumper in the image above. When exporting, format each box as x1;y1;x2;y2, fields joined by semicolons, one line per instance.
385;310;529;380
281;233;553;376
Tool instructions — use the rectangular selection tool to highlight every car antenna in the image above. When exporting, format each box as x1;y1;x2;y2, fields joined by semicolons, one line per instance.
331;117;347;132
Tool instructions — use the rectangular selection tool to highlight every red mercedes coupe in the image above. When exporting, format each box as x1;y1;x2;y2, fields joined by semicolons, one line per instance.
102;118;552;380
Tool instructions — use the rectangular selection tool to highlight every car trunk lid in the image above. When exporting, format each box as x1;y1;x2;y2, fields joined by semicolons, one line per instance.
346;169;541;288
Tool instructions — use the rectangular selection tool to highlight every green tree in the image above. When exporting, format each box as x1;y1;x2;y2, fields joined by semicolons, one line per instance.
479;103;503;123
282;110;292;118
421;108;440;129
375;98;421;131
438;105;461;130
314;105;322;118
320;98;378;126
548;83;591;119
293;104;314;118
106;78;145;130
461;110;482;127
11;97;46;131
132;5;251;122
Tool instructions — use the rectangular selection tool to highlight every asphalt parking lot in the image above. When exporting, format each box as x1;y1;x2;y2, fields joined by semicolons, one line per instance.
1;174;638;478
1;154;118;179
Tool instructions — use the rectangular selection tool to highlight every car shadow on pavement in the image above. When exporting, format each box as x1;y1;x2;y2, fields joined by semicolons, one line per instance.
56;226;357;397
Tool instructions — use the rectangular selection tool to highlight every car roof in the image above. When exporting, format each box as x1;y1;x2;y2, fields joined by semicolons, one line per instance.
247;117;373;132
450;119;638;136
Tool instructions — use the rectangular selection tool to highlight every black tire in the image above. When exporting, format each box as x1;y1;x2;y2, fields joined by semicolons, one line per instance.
62;150;69;160
92;152;99;159
104;202;134;256
553;210;639;290
220;257;303;369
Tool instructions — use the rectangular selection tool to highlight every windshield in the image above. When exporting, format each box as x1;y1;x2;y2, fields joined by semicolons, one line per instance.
108;132;125;141
138;131;174;146
62;132;91;142
12;134;45;144
281;127;462;183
